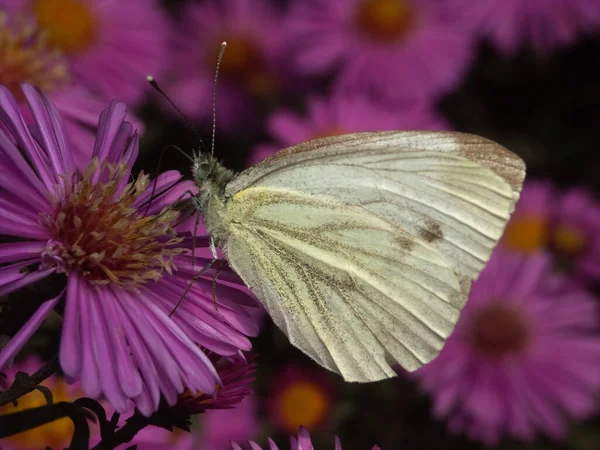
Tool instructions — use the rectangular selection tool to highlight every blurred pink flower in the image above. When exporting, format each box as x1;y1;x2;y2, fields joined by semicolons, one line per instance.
233;426;381;450
121;394;259;450
0;356;100;450
501;180;600;283
1;0;168;105
266;365;335;434
415;250;600;445
0;11;144;167
0;84;258;416
250;90;449;165
438;0;600;55
284;0;473;102
167;0;285;130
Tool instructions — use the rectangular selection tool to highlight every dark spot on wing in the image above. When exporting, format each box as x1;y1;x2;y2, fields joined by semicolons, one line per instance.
420;220;444;243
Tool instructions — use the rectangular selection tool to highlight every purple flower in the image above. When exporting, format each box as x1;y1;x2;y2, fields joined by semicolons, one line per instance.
250;90;449;165
0;84;259;416
438;0;600;55
233;426;382;450
0;11;143;167
2;0;169;105
501;180;600;283
414;250;600;445
283;0;474;102
167;0;285;130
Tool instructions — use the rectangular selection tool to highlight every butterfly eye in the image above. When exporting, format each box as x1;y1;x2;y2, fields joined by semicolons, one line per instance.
196;161;213;180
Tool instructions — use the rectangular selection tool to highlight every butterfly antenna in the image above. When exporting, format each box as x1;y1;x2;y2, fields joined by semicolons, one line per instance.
146;75;207;155
211;41;227;156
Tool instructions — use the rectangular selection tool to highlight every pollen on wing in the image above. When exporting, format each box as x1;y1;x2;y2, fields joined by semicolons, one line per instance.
41;159;184;288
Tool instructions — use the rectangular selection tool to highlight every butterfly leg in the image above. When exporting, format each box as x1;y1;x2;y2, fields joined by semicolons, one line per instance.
211;258;225;312
169;258;217;317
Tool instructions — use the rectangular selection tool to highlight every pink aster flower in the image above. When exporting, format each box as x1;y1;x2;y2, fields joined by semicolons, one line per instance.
233;426;381;450
167;0;285;130
438;0;600;55
123;394;258;450
284;0;474;102
0;11;145;168
501;180;600;283
414;250;600;445
0;356;101;450
1;0;168;105
0;84;259;416
250;91;449;165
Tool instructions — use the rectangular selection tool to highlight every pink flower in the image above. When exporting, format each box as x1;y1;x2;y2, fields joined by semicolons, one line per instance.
501;180;600;283
0;11;144;167
0;84;259;416
250;90;448;165
233;426;382;450
167;0;286;130
284;0;474;102
438;0;600;55
414;250;600;445
2;0;169;105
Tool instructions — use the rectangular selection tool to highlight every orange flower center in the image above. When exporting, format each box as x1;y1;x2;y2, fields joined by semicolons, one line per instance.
32;0;97;53
312;128;347;140
501;216;548;253
355;0;415;42
41;160;184;288
0;376;81;449
208;36;276;97
0;12;71;99
276;382;330;432
550;224;587;258
469;303;530;357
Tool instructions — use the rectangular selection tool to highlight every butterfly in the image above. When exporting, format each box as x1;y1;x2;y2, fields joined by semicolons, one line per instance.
184;131;525;382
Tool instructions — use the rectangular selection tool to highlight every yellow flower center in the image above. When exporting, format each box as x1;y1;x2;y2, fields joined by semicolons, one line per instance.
208;36;276;97
550;224;587;258
277;382;329;432
41;160;184;288
501;216;548;253
469;303;530;357
355;0;415;42
32;0;97;53
0;376;81;449
0;12;71;100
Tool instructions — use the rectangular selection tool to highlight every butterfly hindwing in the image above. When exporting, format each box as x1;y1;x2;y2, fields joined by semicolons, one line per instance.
224;187;464;381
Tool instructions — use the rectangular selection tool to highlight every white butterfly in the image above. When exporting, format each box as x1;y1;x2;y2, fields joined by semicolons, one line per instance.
187;131;525;382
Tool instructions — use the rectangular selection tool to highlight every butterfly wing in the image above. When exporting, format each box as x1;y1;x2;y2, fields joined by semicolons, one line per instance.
221;132;525;380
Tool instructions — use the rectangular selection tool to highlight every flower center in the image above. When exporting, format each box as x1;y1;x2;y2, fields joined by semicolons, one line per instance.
208;36;276;96
41;160;184;288
355;0;415;42
550;224;587;258
0;12;71;99
501;216;548;253
32;0;97;53
469;303;530;357
0;376;81;449
277;381;329;432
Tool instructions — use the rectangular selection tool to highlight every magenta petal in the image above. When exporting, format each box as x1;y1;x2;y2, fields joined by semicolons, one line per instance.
0;268;55;296
0;241;45;264
268;438;280;450
0;289;63;371
0;260;39;287
249;443;263;450
22;84;74;176
92;100;129;162
60;277;82;378
78;284;102;398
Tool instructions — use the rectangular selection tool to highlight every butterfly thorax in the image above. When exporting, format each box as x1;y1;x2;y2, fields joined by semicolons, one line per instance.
192;154;235;245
